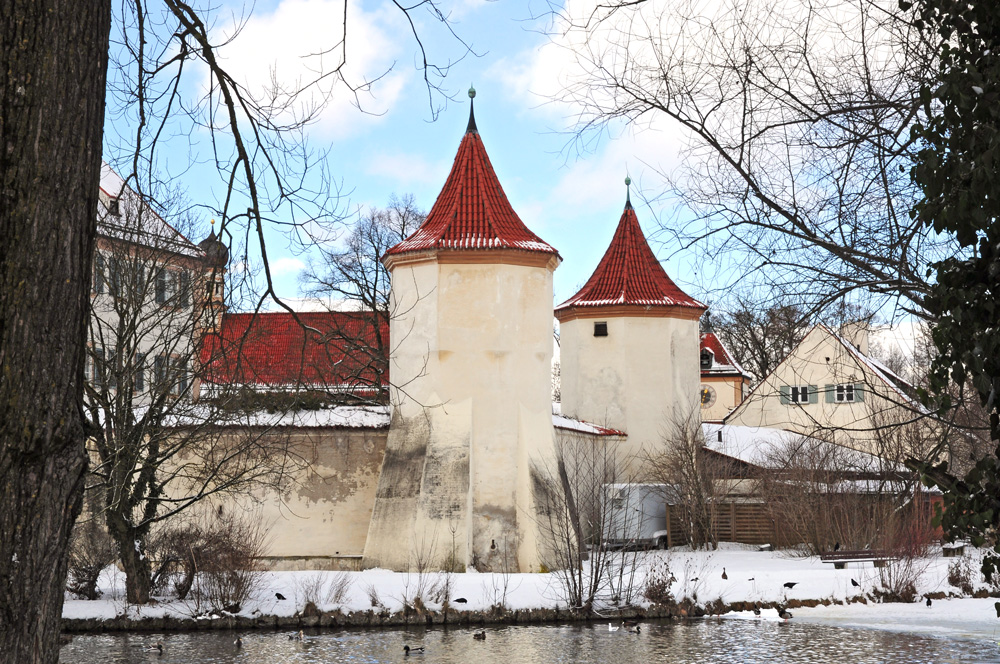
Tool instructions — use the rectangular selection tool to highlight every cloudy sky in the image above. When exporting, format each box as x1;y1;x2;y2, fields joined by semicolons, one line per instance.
97;0;714;312
160;0;705;308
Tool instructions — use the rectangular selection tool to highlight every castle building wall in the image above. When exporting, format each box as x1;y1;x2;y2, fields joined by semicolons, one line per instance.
363;252;559;572
559;312;701;477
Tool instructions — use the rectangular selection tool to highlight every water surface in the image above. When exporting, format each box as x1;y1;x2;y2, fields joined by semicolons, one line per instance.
59;620;1000;664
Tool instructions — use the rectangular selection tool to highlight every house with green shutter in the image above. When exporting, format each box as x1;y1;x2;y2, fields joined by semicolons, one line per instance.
723;323;933;458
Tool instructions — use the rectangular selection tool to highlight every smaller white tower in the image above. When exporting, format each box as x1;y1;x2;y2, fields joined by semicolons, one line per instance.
555;180;706;477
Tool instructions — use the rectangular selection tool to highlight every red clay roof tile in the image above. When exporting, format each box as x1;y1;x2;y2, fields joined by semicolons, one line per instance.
555;202;705;312
700;332;748;376
386;108;559;258
200;311;388;391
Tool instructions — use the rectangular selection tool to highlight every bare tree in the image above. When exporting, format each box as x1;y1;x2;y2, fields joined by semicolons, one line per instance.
710;297;809;384
298;195;426;403
752;429;930;555
549;0;953;319
533;433;645;613
647;409;726;550
3;1;470;657
85;180;301;604
0;3;108;662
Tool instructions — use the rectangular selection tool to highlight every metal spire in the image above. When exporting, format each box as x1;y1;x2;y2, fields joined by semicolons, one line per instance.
467;85;478;134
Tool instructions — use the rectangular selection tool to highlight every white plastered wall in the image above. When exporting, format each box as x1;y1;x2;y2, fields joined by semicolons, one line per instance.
363;254;558;572
559;313;701;479
724;327;922;454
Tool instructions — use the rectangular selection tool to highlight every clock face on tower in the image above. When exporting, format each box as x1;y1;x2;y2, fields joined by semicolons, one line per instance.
700;385;717;408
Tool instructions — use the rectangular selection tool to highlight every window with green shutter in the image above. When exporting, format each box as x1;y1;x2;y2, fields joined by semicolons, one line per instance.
782;385;813;404
825;383;862;403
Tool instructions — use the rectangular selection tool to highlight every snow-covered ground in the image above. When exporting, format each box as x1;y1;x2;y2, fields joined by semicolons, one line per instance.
63;544;1000;643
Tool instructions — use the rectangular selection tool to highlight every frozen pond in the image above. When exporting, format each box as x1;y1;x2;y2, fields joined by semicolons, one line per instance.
60;619;1000;663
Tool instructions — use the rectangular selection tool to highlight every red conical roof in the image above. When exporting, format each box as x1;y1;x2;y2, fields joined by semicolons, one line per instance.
385;103;559;260
555;200;706;317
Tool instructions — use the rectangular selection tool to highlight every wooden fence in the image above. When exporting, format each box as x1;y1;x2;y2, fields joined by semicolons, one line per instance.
664;501;780;548
663;490;940;549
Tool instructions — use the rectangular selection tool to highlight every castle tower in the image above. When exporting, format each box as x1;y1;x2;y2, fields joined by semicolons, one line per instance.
197;220;228;333
362;90;562;572
555;182;706;477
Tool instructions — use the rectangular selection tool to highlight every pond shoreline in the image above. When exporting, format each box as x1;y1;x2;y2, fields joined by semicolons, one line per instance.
61;594;912;634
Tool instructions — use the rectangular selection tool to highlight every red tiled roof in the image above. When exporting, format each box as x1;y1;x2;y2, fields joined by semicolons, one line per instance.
556;201;706;312
386;106;559;258
199;311;389;390
701;332;748;377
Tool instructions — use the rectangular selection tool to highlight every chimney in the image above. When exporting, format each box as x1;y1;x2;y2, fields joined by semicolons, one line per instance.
840;321;870;356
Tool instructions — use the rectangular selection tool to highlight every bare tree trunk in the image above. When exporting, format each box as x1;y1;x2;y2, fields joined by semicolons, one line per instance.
106;516;153;605
0;1;110;661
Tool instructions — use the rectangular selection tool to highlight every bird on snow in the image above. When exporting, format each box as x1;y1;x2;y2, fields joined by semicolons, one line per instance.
275;592;286;601
404;645;425;655
454;597;468;604
752;603;761;617
834;542;841;552
783;582;798;589
926;596;933;608
608;623;620;632
721;568;728;580
851;578;860;588
778;607;793;620
473;631;486;640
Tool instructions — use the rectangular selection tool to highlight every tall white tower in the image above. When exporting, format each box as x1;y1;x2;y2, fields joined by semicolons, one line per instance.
363;90;562;572
555;182;706;477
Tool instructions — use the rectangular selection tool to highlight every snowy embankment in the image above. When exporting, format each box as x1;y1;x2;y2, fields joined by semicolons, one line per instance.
63;543;1000;642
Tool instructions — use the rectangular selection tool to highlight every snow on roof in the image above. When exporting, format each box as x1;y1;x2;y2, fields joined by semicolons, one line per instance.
239;405;390;429
702;423;906;473
98;162;204;258
553;413;626;437
169;404;391;429
386;106;559;259
701;332;749;377
555;201;705;315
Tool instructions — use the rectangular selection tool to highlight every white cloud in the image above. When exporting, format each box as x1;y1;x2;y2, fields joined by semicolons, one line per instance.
271;256;306;277
211;0;410;140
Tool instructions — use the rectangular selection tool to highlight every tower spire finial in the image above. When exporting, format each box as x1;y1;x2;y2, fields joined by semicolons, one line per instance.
467;85;478;134
624;175;632;209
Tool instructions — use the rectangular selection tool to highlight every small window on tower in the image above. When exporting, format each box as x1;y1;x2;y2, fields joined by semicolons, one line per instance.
594;322;608;337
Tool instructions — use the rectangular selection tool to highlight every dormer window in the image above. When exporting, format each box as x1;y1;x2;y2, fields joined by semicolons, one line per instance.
594;321;608;337
700;348;714;370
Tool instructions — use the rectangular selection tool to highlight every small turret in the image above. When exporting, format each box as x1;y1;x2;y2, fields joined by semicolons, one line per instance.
198;220;229;268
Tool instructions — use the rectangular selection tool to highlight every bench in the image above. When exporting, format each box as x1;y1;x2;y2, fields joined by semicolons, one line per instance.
820;550;895;569
942;543;966;558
